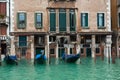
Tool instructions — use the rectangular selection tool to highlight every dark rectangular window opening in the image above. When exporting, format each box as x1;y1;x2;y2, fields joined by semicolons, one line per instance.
50;49;55;54
49;36;56;42
70;35;76;42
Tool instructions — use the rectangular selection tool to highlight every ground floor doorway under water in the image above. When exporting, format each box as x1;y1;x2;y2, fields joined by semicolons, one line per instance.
58;48;65;58
86;48;92;57
35;47;45;55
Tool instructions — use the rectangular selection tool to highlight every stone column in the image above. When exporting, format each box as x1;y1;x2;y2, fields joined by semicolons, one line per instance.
56;43;58;58
10;36;15;55
76;34;80;53
31;36;34;59
105;35;112;58
66;9;70;33
116;36;120;58
92;35;95;58
46;35;49;59
67;46;70;55
56;9;59;33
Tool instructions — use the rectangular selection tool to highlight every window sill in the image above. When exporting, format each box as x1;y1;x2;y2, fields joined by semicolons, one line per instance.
81;27;89;29
35;27;42;29
97;27;106;29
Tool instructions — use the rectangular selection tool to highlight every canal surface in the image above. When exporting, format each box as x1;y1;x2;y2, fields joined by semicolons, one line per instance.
0;57;120;80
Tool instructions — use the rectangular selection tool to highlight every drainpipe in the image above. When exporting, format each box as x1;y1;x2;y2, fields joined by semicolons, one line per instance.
9;0;11;34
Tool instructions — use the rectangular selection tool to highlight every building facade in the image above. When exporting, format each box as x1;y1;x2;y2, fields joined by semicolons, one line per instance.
10;0;112;59
117;0;120;57
111;0;120;57
0;0;10;56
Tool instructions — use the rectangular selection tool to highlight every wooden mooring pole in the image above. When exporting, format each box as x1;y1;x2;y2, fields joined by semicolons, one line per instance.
0;40;1;66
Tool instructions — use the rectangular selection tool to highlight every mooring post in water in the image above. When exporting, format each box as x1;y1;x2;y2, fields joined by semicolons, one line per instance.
108;46;110;64
111;47;116;64
0;50;1;66
0;39;1;66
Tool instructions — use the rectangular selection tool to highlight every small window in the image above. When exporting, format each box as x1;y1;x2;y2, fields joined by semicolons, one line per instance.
81;13;88;28
70;35;76;42
50;49;55;54
69;9;76;31
35;13;43;29
17;13;26;28
97;13;105;28
96;48;100;54
19;36;27;47
49;36;56;42
81;48;84;54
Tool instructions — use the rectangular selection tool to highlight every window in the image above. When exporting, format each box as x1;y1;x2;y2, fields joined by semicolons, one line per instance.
0;2;6;15
35;13;43;28
118;13;120;27
70;48;73;54
97;13;105;28
49;36;56;42
81;13;88;28
17;13;26;28
50;49;55;54
96;48;100;54
70;35;76;42
69;9;76;31
59;9;66;32
50;9;56;31
19;36;27;47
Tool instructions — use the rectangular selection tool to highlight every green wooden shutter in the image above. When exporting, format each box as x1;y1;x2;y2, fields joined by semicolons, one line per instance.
35;13;37;28
41;13;43;28
17;13;19;28
85;13;88;27
97;13;99;27
19;36;27;47
81;13;83;27
59;9;66;32
50;12;56;31
102;13;104;26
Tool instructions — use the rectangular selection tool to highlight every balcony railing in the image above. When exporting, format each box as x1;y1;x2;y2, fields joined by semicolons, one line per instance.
0;16;9;24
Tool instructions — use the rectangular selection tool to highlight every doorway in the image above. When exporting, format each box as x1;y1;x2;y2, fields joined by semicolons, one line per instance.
1;42;7;55
58;48;65;58
35;48;45;55
86;48;91;57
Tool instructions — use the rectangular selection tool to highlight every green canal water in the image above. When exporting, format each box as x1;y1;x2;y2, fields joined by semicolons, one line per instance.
0;57;120;80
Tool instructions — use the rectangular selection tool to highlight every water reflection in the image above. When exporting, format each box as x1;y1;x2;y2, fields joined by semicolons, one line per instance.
0;58;120;80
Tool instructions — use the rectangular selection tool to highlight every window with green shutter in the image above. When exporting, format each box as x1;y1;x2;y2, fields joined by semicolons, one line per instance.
59;9;66;32
17;12;26;29
50;9;56;31
19;36;27;47
35;13;43;29
81;13;88;28
97;13;105;28
69;9;76;32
